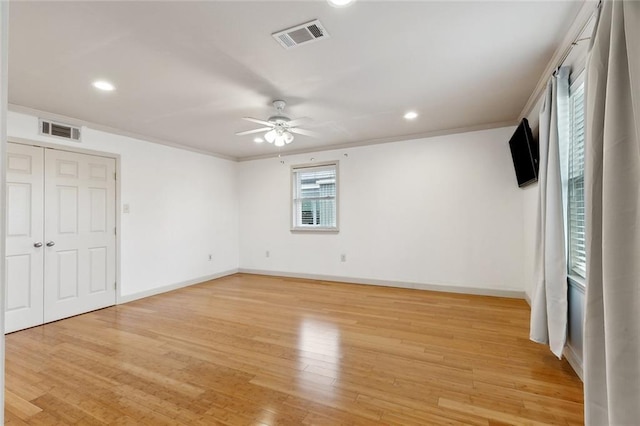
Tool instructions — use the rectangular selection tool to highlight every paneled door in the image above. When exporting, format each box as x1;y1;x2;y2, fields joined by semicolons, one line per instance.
5;143;117;332
5;144;45;333
43;149;116;323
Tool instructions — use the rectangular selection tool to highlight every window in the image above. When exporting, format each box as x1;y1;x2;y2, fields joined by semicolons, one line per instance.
568;82;585;278
292;163;338;231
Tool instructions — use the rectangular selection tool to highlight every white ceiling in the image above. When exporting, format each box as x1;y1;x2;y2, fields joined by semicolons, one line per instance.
8;1;584;160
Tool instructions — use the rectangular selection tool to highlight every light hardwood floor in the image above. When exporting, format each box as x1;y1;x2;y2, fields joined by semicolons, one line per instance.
5;274;584;425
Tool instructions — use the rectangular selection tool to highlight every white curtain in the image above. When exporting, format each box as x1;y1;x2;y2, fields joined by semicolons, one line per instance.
584;1;640;424
530;67;570;359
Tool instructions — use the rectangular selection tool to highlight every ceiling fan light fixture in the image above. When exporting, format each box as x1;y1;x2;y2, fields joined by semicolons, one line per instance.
264;129;277;143
274;136;286;147
237;100;314;149
284;131;294;144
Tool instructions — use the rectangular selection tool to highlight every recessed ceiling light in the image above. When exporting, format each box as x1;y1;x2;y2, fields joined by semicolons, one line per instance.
404;111;418;120
328;0;355;7
254;137;264;143
92;80;115;91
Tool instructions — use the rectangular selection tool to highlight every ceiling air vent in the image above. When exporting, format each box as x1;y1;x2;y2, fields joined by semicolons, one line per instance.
272;20;330;49
39;119;81;142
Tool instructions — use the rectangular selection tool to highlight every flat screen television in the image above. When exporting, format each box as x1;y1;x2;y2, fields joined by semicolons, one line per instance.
508;118;538;187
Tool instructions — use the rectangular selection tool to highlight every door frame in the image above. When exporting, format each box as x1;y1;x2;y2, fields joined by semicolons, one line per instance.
7;136;122;305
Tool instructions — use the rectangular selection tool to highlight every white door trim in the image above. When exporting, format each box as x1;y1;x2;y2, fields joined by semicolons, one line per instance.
7;137;122;304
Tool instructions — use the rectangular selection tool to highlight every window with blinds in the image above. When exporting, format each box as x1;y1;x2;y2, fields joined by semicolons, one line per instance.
292;163;338;231
568;83;586;278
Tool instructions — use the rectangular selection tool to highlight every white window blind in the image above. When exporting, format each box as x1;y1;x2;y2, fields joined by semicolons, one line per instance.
568;83;585;278
292;163;338;231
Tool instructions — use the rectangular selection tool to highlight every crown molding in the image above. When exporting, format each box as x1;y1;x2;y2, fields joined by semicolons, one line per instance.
238;119;517;162
8;103;238;162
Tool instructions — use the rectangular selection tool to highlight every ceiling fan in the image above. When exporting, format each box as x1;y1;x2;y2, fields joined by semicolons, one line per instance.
236;100;317;147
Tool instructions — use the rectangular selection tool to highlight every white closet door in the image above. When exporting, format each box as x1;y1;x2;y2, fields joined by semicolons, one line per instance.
5;143;45;333
43;149;116;323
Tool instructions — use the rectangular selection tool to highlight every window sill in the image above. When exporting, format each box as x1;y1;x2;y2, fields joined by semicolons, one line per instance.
568;274;586;293
290;227;339;234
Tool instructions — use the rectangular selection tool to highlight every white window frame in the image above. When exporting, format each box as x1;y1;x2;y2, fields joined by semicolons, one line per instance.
567;73;586;282
291;161;339;233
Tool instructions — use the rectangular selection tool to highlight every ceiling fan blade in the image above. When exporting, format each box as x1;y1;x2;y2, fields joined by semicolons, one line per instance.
235;127;272;136
289;127;320;138
242;117;273;126
286;117;311;127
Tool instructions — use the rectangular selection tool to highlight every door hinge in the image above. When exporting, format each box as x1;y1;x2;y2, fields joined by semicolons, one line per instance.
114;227;117;236
114;171;117;180
114;281;117;290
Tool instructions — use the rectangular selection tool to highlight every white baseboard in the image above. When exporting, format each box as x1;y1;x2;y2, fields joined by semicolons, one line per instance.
564;344;584;381
237;268;526;299
524;291;532;306
117;269;239;304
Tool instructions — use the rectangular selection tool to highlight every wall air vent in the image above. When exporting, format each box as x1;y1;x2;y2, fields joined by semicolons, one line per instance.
272;20;330;49
39;119;81;142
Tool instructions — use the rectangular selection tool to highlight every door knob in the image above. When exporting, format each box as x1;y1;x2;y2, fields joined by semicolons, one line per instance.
34;242;43;248
46;241;56;247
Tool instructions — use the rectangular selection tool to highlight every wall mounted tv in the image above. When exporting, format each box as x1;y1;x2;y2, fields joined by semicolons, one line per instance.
508;118;538;187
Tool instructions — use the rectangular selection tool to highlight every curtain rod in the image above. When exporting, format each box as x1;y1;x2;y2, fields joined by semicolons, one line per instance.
554;11;598;72
519;1;600;121
554;37;592;75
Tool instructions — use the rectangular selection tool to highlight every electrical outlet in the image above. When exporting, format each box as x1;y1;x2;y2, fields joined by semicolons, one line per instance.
341;254;347;262
266;250;270;258
208;254;213;261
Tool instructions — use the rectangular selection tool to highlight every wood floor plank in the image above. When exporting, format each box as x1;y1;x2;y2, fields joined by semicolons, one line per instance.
4;390;42;421
4;273;583;424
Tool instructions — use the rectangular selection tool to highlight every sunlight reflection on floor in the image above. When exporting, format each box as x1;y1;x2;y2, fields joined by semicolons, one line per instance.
296;318;342;400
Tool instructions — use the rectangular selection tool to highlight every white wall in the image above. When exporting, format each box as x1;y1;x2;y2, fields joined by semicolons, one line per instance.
7;111;239;299
238;127;526;295
7;110;527;299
